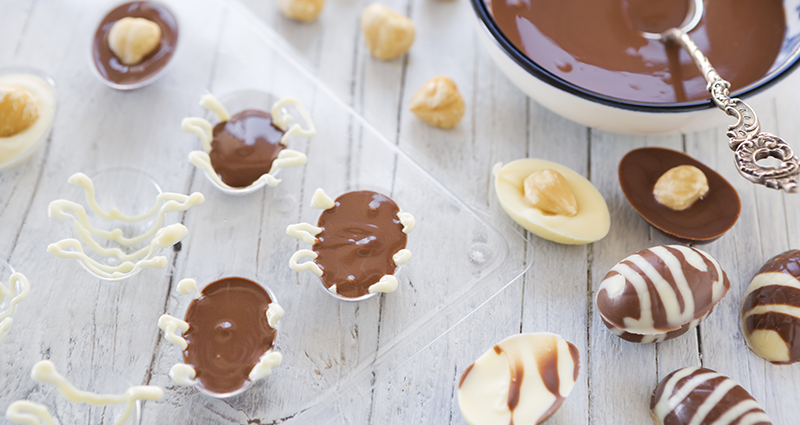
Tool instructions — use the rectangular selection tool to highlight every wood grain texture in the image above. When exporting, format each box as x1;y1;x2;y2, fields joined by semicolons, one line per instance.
1;0;799;424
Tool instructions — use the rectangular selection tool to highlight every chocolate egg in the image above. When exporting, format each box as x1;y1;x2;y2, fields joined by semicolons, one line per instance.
619;147;740;244
596;245;730;343
457;333;580;425
741;249;800;364
651;367;773;425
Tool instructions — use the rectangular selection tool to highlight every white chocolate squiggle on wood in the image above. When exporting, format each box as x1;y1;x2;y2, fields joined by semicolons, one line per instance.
267;303;284;329
310;188;335;210
289;249;323;276
169;364;197;386
0;272;30;342
286;222;322;245
651;367;772;425
47;224;186;280
368;275;398;293
398;212;415;234
248;350;283;381
6;400;56;425
176;278;200;299
182;93;315;192
30;360;163;425
158;314;189;350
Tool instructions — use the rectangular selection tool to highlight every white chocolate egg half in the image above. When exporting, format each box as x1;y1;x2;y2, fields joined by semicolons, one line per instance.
0;73;56;170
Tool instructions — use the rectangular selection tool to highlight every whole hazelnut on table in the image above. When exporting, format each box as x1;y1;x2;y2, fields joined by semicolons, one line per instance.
280;0;325;22
360;3;415;60
409;76;465;129
108;17;162;66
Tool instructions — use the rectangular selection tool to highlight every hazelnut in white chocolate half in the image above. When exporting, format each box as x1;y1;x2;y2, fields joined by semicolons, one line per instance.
0;72;56;170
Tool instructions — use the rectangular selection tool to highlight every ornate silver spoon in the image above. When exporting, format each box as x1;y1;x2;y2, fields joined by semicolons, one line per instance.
635;0;799;193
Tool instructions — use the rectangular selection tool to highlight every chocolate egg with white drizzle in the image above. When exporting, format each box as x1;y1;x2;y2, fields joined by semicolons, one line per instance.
741;249;800;364
596;245;730;343
457;333;580;425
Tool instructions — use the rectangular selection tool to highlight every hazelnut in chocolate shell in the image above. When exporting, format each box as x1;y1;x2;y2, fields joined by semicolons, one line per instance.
596;245;730;343
741;249;800;364
458;333;580;425
91;1;178;89
619;148;740;244
650;367;772;425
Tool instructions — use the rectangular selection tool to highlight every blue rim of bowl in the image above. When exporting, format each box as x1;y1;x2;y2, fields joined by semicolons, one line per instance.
469;0;800;113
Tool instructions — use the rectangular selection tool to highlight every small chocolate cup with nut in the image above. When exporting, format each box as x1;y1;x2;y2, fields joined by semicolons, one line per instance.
618;147;741;244
90;1;179;90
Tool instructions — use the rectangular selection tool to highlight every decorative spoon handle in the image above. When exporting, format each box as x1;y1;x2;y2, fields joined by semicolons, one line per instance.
664;28;799;193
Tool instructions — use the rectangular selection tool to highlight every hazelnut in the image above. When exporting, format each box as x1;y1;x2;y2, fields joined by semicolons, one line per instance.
0;86;39;138
523;169;579;216
360;3;415;60
653;165;709;210
108;17;162;66
279;0;325;22
409;76;465;129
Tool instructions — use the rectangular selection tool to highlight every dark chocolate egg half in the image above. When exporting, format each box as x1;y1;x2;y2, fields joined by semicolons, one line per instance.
596;245;730;343
312;191;408;299
618;147;740;244
651;367;773;425
183;277;276;395
741;249;800;364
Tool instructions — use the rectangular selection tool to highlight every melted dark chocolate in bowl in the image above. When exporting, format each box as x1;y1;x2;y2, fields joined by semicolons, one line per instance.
92;1;178;87
209;109;286;188
183;277;276;395
313;191;408;299
618;147;740;243
490;0;785;103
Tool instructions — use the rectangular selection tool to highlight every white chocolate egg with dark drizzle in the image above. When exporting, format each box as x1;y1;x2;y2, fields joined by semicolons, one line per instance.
650;367;772;425
741;249;800;364
596;245;729;343
457;333;580;425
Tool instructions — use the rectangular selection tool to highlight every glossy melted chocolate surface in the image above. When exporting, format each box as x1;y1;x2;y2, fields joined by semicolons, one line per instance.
92;1;178;86
490;0;785;103
619;147;740;243
313;191;407;298
183;277;276;395
210;109;286;188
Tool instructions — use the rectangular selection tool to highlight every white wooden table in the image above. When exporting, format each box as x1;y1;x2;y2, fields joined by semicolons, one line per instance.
1;0;799;424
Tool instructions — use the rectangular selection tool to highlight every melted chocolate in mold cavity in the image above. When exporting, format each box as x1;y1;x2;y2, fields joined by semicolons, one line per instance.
183;277;276;395
490;0;785;103
619;147;740;244
92;1;178;86
313;191;407;298
209;109;286;188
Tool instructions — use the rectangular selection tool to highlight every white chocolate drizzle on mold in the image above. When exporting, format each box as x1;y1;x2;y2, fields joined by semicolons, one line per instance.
6;400;56;425
46;173;203;279
286;223;322;245
158;314;189;350
29;360;163;425
181;93;315;192
288;249;323;276
398;212;415;234
249;351;283;381
392;249;412;266
169;364;197;386
368;275;398;293
0;272;30;342
310;188;335;210
267;303;284;329
176;278;201;299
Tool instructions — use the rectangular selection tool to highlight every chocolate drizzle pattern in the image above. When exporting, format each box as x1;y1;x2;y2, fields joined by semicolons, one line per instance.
741;249;800;364
458;333;580;425
183;277;277;395
597;245;729;343
209;109;286;188
92;1;178;86
313;191;407;298
650;367;773;425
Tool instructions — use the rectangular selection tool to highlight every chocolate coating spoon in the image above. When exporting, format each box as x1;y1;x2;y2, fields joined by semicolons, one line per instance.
634;0;799;193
